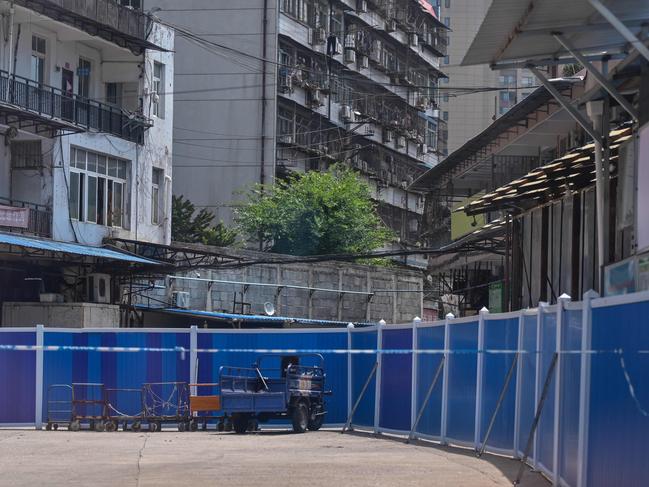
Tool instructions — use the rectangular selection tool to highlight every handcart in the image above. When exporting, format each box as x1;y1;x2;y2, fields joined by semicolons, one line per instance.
46;384;73;431
105;388;145;432
142;382;190;432
70;383;109;431
188;383;224;431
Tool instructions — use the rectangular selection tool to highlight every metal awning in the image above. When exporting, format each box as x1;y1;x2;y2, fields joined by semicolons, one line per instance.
458;123;633;215
409;77;581;193
462;0;649;68
138;305;370;328
0;232;163;266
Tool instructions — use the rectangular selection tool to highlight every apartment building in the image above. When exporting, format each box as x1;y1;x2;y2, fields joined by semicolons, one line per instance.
0;0;174;246
0;0;174;326
148;0;448;265
437;0;536;153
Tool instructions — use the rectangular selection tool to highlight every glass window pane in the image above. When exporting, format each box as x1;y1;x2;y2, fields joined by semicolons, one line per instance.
118;161;127;179
69;172;79;220
97;177;105;225
87;152;97;173
70;148;76;166
108;158;118;177
76;149;86;170
97;155;107;174
87;175;97;223
113;182;123;228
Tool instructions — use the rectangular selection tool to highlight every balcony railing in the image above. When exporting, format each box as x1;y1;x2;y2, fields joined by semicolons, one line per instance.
0;70;150;143
0;197;52;238
14;0;159;54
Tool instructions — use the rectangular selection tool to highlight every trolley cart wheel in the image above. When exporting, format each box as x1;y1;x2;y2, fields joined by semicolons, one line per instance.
122;422;128;432
291;402;308;434
132;421;141;432
224;419;233;432
105;421;117;432
148;422;158;433
95;421;105;432
46;422;52;431
178;422;186;432
89;420;95;431
53;423;59;431
190;420;198;432
232;414;250;434
69;420;80;432
156;421;162;432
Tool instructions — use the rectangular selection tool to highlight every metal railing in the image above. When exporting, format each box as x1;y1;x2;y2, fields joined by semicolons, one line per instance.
0;196;52;238
0;70;150;143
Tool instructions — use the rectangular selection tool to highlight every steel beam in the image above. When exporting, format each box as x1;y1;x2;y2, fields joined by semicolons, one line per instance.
528;66;602;144
589;0;649;63
553;33;638;121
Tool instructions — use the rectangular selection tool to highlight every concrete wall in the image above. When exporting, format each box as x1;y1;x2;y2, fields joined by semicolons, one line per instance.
2;302;120;327
139;248;424;324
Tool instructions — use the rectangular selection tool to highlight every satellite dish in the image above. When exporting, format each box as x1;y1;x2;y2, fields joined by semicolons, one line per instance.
263;302;276;316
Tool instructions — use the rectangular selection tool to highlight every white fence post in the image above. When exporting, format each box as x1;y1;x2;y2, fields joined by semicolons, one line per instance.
534;302;548;468
440;313;454;444
373;319;385;434
513;310;525;457
577;290;598;487
35;324;44;430
474;307;488;450
347;323;354;419
189;325;198;396
411;316;421;433
553;294;571;485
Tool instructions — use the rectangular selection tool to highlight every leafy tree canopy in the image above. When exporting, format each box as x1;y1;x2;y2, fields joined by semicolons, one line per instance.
235;165;394;255
171;195;237;247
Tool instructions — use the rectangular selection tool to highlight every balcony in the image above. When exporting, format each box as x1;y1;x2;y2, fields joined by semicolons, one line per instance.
0;71;151;143
0;197;52;238
14;0;163;55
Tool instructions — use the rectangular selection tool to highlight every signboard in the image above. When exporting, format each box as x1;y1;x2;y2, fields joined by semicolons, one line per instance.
604;257;636;296
637;123;649;252
637;254;649;292
489;281;503;313
451;193;486;240
0;205;29;229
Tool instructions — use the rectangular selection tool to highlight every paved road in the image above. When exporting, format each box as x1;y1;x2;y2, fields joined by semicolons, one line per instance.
0;429;548;486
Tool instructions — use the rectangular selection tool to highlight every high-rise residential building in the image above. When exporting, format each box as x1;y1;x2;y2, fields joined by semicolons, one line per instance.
438;0;536;154
146;0;449;265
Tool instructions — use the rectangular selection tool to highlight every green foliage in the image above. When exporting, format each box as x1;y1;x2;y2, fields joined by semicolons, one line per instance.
172;195;237;247
235;166;394;256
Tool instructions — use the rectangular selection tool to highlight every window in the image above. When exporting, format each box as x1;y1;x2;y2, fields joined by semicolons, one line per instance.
152;167;163;225
69;147;129;228
442;92;449;102
152;62;165;118
11;141;42;169
444;17;450;27
31;35;46;84
120;0;141;8
443;55;449;65
445;0;450;8
426;120;437;151
78;58;91;98
522;76;534;86
442;110;449;121
106;83;122;106
281;0;309;24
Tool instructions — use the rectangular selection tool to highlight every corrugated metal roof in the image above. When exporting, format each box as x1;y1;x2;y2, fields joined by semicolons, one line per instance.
0;232;162;265
462;0;649;67
139;305;370;327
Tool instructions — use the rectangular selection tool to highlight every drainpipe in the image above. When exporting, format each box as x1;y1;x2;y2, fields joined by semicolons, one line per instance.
7;2;14;76
259;0;268;187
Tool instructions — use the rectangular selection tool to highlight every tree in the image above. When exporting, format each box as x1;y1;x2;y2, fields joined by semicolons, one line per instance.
235;166;394;255
171;195;237;247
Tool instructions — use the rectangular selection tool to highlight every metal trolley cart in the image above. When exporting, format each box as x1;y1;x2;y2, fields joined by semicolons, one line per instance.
188;383;223;431
70;383;109;431
46;384;73;431
142;382;190;432
105;388;145;432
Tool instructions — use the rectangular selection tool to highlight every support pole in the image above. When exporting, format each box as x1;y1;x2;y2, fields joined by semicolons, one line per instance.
588;0;649;63
35;324;44;430
478;352;519;457
342;361;379;434
407;356;445;443
553;34;638;121
410;317;421;431
440;313;453;444
347;323;354;420
374;319;385;434
474;307;488;449
189;325;198;397
514;353;559;486
513;311;525;456
553;294;571;484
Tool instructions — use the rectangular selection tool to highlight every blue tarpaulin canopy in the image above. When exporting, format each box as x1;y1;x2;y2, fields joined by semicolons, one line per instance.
0;232;162;265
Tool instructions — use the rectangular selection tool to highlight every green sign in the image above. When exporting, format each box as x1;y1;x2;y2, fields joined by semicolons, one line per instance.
489;282;503;313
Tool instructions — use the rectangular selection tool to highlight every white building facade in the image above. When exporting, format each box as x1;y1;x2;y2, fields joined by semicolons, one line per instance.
0;0;174;246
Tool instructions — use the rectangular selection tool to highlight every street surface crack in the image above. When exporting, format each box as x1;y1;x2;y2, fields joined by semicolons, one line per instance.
135;434;149;487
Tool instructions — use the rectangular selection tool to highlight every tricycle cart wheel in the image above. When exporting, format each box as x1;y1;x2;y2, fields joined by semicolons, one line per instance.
217;420;224;432
291;402;308;434
202;421;207;431
178;422;186;432
122;422;128;432
132;421;141;432
105;421;117;432
95;421;105;432
69;420;80;432
224;419;233;432
190;420;198;432
148;422;158;433
53;423;59;431
232;414;250;434
46;422;52;431
308;410;325;431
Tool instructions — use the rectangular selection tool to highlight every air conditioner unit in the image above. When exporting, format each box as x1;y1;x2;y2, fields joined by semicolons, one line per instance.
311;27;327;45
384;129;394;143
171;291;190;309
357;0;367;13
396;135;406;148
340;104;353;122
309;89;324;107
344;48;356;64
386;19;397;33
409;33;419;47
88;273;111;304
359;55;369;69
